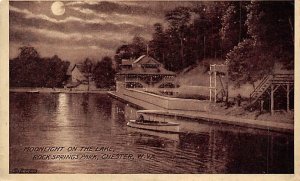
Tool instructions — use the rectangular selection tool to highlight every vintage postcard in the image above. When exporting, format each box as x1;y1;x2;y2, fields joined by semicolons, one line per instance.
0;0;299;180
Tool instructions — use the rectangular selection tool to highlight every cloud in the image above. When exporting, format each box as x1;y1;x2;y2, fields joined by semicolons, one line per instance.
9;7;153;46
10;25;127;52
71;6;99;15
10;4;152;27
9;1;201;62
65;1;100;6
9;4;152;32
68;1;159;17
10;5;103;24
14;26;93;40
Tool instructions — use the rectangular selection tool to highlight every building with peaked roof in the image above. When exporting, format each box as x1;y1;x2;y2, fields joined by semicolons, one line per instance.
116;55;177;95
65;64;96;90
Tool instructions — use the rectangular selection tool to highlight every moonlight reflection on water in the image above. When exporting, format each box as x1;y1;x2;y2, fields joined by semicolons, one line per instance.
9;93;293;174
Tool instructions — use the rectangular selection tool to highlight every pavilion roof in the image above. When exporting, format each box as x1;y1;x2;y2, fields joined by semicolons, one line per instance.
117;68;175;76
118;55;176;76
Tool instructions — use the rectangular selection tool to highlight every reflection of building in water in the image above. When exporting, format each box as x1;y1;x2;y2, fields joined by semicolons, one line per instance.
111;99;125;122
116;55;177;95
111;99;117;121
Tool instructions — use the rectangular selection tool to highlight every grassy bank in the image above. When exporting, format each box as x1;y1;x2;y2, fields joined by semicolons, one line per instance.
175;60;294;123
210;102;294;124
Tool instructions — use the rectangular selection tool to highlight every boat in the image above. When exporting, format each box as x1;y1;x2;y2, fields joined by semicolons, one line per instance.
127;112;180;133
27;90;39;93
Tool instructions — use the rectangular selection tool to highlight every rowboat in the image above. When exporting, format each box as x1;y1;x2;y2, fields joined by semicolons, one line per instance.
127;119;180;133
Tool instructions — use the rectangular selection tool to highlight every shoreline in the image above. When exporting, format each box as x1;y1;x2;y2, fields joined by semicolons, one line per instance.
9;87;109;94
9;88;294;134
108;91;294;134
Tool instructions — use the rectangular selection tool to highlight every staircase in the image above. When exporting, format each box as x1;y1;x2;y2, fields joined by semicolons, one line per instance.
249;74;294;107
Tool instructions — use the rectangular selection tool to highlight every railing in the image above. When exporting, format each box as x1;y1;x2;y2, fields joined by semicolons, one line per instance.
125;77;139;82
249;73;294;104
272;74;294;83
249;75;272;100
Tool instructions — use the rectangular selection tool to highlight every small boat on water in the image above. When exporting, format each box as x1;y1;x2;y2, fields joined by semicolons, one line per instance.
27;90;39;93
127;113;180;133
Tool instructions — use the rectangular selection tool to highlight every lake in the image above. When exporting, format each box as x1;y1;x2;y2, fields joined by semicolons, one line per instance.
9;93;294;174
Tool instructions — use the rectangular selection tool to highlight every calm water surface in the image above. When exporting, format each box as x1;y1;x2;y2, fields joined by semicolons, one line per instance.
9;93;293;173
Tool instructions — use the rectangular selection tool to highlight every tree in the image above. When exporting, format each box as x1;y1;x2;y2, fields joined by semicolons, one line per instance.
149;23;167;64
246;1;294;68
82;58;94;91
226;1;294;87
93;56;115;89
45;55;70;88
165;7;191;69
226;39;273;88
131;36;147;58
10;46;69;88
18;46;40;61
220;1;248;57
199;2;226;59
114;36;147;70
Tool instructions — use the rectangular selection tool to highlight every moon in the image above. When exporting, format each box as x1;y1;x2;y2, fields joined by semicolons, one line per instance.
51;1;65;16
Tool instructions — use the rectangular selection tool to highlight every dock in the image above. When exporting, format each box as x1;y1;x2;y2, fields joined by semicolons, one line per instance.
109;91;293;134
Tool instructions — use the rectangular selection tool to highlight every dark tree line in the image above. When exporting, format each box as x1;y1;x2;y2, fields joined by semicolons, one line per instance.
10;46;116;89
93;56;115;88
10;46;70;88
114;36;147;70
10;2;294;88
227;1;294;86
115;1;294;86
69;56;115;89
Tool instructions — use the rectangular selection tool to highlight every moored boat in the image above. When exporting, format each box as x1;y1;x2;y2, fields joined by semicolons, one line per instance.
27;90;39;93
127;119;180;133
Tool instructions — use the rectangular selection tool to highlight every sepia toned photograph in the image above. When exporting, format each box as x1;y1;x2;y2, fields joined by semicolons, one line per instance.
8;0;294;174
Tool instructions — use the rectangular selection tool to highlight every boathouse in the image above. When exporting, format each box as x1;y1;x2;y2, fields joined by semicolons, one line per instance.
116;55;177;95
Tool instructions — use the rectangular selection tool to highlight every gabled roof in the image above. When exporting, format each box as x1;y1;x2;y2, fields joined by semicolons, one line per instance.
66;63;87;75
72;63;85;72
133;55;161;65
66;64;74;75
118;55;175;76
133;55;146;64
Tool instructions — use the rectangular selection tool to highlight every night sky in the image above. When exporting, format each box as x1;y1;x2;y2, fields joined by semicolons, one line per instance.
9;1;199;63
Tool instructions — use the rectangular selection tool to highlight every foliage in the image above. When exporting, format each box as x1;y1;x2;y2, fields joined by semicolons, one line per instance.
92;56;115;88
220;1;248;56
113;1;294;87
114;36;147;69
148;23;167;64
245;1;294;68
10;46;70;88
227;1;294;86
226;39;273;86
82;58;94;75
18;46;40;61
113;3;227;72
